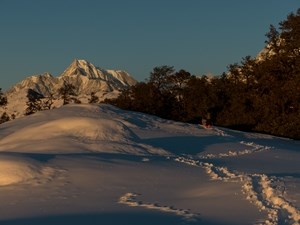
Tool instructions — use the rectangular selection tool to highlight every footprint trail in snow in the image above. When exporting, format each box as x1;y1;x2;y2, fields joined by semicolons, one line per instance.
118;192;201;222
174;130;300;225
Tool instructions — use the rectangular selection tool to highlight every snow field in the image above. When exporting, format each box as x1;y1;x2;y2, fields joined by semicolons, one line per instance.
0;104;299;225
174;127;299;225
175;153;300;225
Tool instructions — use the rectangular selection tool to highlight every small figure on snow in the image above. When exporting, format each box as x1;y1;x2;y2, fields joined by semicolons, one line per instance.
201;113;212;129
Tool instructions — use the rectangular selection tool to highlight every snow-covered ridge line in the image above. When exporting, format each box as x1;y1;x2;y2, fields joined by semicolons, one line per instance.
118;193;201;222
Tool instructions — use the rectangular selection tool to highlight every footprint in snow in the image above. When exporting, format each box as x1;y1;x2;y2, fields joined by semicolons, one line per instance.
118;192;201;222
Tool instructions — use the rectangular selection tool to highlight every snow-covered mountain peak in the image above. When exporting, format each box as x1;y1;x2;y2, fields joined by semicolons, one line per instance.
60;59;137;87
60;59;105;79
3;59;137;118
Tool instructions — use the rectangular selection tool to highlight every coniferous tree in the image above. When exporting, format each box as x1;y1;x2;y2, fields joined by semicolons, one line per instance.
104;88;132;109
41;92;55;110
105;9;300;139
58;80;78;105
88;92;99;104
25;89;44;115
129;82;165;116
0;88;11;124
168;70;193;120
279;8;300;59
0;112;10;124
252;9;300;138
149;65;175;93
0;88;7;107
169;70;192;100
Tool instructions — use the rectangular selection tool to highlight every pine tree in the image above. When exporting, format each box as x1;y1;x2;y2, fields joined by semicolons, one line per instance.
0;88;7;107
105;8;300;139
279;8;300;58
88;92;99;104
42;92;55;110
25;89;44;115
0;112;10;124
58;80;78;105
149;65;175;93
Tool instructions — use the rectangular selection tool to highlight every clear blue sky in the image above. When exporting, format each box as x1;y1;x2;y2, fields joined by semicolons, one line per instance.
0;0;299;90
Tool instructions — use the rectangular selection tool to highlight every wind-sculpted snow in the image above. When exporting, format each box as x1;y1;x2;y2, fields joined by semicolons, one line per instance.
118;193;201;222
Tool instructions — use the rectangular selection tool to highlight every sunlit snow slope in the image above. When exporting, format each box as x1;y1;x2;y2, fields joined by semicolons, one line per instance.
0;104;299;225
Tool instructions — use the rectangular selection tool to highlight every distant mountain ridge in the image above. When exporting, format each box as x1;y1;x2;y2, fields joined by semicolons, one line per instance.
3;59;137;117
7;59;137;96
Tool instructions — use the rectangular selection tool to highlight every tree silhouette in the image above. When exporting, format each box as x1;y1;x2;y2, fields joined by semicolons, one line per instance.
149;65;175;93
25;89;44;115
105;8;300;139
0;112;10;124
0;88;7;107
88;92;99;104
58;80;78;105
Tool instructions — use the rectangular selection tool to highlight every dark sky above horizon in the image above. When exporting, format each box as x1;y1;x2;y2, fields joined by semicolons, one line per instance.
0;0;299;90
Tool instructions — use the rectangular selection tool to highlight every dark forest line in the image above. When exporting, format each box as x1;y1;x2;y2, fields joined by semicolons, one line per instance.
0;9;299;139
106;9;300;140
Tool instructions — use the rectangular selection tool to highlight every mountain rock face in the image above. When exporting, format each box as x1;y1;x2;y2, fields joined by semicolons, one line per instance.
7;59;137;96
3;59;137;117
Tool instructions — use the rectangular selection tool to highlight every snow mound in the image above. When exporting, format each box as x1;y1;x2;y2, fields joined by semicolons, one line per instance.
1;117;135;143
0;104;169;155
0;156;56;186
0;117;137;153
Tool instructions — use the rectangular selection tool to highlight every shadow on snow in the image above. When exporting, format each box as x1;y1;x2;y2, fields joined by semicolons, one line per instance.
0;211;231;225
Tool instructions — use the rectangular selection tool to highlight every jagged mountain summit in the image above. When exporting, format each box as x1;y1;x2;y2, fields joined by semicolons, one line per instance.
3;59;137;117
8;59;137;96
61;59;137;87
